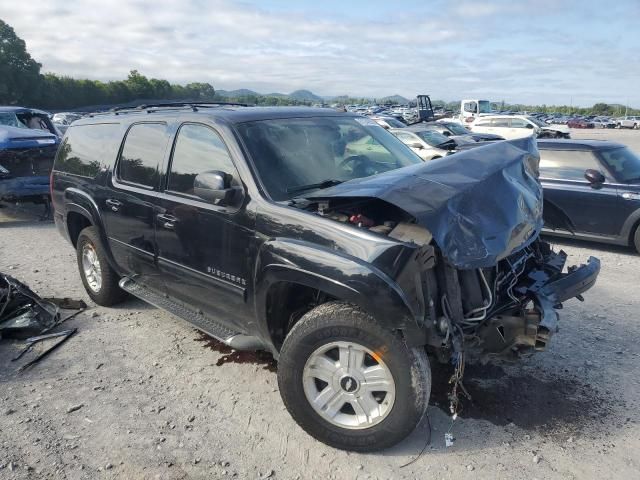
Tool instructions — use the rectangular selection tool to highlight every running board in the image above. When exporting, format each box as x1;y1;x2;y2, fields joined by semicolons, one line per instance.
118;277;264;351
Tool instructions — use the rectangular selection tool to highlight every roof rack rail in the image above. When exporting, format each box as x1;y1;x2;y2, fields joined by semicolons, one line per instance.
88;101;251;117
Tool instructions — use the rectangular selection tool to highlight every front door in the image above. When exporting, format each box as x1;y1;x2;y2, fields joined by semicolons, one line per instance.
101;122;169;291
154;123;253;332
540;149;619;236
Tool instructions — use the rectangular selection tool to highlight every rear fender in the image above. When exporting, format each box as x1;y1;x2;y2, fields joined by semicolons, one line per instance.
64;188;118;270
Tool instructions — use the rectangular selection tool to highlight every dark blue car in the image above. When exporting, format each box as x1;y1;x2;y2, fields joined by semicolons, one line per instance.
538;139;640;252
0;107;60;203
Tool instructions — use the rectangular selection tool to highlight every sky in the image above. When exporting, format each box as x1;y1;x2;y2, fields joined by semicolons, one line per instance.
3;0;640;106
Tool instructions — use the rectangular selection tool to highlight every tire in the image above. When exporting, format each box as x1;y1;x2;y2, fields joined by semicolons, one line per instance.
277;302;431;452
76;226;127;306
634;226;640;254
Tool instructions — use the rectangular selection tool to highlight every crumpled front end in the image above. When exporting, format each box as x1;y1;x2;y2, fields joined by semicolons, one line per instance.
307;136;545;269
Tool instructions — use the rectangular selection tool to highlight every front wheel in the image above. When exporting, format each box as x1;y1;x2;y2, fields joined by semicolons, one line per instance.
634;226;640;254
277;302;431;452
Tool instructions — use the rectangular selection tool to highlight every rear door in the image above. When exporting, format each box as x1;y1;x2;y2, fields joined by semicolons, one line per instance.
101;122;169;291
154;122;253;332
540;148;619;236
509;118;536;139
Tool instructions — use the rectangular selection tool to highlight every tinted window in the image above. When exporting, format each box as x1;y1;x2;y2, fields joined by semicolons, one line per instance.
539;150;603;181
599;147;640;183
395;131;418;143
118;123;167;187
510;118;528;128
167;124;239;195
236;116;421;201
55;123;121;177
415;130;449;146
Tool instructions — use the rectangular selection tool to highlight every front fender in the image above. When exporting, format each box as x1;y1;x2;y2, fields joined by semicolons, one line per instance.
254;238;424;339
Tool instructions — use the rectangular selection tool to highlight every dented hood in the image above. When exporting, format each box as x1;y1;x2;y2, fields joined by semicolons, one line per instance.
306;137;547;269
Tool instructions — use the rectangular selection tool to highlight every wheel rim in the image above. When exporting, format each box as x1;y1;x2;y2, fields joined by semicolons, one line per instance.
81;243;102;293
302;341;396;430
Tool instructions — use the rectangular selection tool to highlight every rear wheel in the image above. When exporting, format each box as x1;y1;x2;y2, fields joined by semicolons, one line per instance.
634;226;640;254
277;302;431;452
76;226;127;306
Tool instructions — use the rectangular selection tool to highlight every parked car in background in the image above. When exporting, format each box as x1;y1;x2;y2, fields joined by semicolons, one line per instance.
389;126;456;160
0;107;61;137
538;139;640;252
0;107;61;207
0;123;59;204
431;120;504;142
52;112;84;135
616;116;640;129
471;115;570;140
567;118;594;129
370;115;407;130
592;117;616;129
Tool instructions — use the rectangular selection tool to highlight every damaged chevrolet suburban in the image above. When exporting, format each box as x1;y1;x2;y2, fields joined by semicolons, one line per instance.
51;105;600;451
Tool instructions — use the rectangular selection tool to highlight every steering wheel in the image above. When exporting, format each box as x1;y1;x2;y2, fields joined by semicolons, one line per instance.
339;154;376;177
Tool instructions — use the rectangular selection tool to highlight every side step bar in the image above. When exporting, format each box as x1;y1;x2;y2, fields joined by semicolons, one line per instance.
119;277;264;351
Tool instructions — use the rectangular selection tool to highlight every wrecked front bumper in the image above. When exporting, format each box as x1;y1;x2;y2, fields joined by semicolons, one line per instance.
476;249;600;355
528;254;600;348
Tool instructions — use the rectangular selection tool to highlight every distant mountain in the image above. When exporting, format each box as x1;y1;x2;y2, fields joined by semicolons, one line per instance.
288;89;324;102
380;94;411;104
216;89;260;98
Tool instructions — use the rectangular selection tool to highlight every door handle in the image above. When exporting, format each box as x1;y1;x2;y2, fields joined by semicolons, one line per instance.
156;213;178;230
105;199;122;212
622;192;640;201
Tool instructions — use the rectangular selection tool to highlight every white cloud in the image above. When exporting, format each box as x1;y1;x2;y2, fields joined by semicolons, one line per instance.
2;0;639;105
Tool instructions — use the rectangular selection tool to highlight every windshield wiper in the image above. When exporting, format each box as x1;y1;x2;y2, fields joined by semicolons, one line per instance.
287;179;344;194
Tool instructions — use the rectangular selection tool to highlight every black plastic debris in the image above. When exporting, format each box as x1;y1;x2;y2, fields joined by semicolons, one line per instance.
0;273;86;340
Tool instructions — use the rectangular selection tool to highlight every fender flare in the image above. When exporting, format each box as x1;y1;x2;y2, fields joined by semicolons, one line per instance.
64;188;118;270
253;239;425;349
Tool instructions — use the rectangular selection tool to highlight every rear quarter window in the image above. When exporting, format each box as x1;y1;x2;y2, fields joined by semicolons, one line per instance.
55;123;121;177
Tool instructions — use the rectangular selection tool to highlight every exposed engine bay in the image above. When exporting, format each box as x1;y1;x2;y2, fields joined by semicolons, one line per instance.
310;197;599;360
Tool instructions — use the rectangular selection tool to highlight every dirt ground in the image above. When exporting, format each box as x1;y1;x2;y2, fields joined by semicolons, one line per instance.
1;129;639;479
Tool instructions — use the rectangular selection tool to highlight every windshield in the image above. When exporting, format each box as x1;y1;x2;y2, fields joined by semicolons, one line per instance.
236;116;422;201
599;147;640;183
442;122;470;135
478;100;492;114
527;116;547;128
0;112;27;129
383;118;406;128
414;130;451;146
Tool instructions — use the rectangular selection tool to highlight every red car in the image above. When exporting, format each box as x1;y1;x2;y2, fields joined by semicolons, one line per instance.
567;118;594;128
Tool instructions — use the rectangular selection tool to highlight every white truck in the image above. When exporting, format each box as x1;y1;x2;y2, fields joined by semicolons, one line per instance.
458;99;493;124
616;116;640;129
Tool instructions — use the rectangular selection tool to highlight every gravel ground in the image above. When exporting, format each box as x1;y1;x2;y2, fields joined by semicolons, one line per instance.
1;129;639;479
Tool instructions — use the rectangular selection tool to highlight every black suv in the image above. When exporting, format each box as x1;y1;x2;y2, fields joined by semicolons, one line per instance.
51;104;600;451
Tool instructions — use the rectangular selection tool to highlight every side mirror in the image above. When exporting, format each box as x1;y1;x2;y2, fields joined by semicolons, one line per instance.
194;170;236;204
409;142;424;150
584;169;605;187
441;131;451;136
525;123;535;129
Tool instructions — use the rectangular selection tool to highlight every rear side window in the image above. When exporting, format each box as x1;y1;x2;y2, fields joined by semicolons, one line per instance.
539;150;605;181
117;123;168;188
55;123;121;177
167;124;239;195
491;118;510;127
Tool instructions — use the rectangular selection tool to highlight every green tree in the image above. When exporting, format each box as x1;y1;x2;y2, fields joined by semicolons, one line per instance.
0;19;42;104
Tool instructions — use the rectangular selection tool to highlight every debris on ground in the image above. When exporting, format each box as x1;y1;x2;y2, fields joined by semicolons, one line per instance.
0;273;86;339
0;272;86;371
